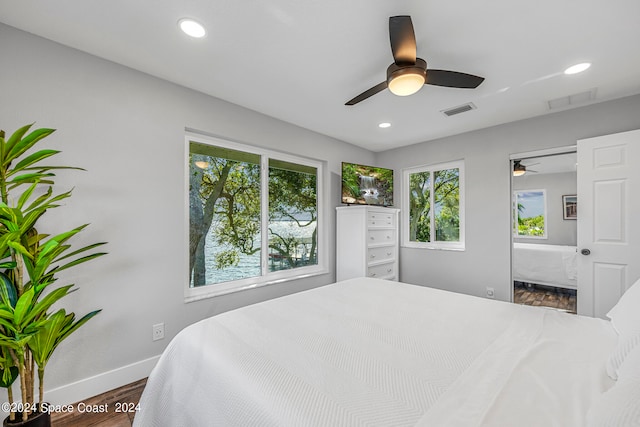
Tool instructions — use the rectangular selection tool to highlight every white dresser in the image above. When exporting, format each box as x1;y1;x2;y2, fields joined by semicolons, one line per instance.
336;206;399;281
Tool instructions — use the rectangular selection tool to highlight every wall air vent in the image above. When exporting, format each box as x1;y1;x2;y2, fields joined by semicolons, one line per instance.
441;102;476;117
547;88;597;110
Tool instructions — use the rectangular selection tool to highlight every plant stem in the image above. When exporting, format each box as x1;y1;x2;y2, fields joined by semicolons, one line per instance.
18;353;28;421
7;385;15;421
38;367;45;412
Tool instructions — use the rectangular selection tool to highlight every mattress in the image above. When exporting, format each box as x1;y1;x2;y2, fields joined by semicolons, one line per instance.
134;277;615;427
513;242;578;289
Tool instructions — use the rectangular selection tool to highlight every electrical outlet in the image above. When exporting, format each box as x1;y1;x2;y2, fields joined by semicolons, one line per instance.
486;287;495;299
152;323;165;341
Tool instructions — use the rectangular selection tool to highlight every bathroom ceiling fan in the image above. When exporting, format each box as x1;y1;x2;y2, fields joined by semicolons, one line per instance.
345;15;485;106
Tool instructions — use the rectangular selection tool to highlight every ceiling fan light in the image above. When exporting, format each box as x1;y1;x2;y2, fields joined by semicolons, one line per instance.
388;72;425;96
513;161;526;176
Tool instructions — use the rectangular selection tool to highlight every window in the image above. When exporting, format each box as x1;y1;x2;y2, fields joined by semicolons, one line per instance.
513;189;547;238
403;160;465;250
186;134;325;301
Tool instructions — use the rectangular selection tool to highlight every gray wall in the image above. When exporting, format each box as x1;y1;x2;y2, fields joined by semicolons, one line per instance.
377;93;640;301
513;171;577;246
0;24;374;403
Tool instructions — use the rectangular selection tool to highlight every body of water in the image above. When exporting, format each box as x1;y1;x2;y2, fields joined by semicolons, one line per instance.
202;220;316;285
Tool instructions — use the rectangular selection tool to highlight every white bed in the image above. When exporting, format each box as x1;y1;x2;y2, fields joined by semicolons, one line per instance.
512;242;578;289
134;277;637;427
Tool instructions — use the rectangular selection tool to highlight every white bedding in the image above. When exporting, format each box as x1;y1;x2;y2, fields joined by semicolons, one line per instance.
134;277;615;427
513;242;578;289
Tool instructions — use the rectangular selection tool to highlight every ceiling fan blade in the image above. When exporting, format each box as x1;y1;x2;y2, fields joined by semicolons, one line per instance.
389;16;416;65
345;81;388;105
426;69;485;88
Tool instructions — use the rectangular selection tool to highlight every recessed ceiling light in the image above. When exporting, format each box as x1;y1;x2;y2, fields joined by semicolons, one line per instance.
179;18;206;38
564;63;591;75
378;122;391;128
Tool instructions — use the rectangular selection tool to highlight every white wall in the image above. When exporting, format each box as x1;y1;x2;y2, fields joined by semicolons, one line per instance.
377;93;640;301
0;24;375;404
513;171;577;246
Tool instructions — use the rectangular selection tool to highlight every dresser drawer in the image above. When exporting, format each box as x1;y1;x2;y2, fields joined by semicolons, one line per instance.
368;229;395;245
367;262;395;279
367;211;395;228
367;246;395;263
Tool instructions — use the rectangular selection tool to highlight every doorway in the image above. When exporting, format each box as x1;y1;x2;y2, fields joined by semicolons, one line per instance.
510;149;577;313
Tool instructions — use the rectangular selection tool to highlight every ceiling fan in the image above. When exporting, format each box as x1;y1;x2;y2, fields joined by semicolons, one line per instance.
513;160;539;176
345;15;485;106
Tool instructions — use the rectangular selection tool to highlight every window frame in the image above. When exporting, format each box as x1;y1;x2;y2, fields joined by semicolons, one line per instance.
402;159;465;251
184;132;327;302
513;188;548;239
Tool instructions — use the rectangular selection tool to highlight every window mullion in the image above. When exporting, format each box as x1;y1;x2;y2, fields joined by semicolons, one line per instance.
260;155;270;276
430;170;435;243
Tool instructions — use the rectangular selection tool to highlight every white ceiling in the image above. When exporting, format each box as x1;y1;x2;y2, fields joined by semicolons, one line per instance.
516;152;577;176
2;1;639;152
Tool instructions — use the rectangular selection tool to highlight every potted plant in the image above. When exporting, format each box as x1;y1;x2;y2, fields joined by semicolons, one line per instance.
0;124;106;425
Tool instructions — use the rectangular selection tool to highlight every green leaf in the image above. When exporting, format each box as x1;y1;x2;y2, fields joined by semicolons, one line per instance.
1;124;33;164
12;149;60;173
6;241;32;259
13;287;35;328
9;172;55;184
0;272;17;308
54;252;107;274
5;127;56;167
29;308;101;368
16;182;39;210
21;285;74;327
0;366;19;388
53;242;107;263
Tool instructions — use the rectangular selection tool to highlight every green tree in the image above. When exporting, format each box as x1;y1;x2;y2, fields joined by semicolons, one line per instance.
189;154;260;286
409;168;459;242
188;147;318;286
268;165;317;269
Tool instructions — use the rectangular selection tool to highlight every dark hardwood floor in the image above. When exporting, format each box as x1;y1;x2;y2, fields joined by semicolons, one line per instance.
50;378;146;426
514;281;577;314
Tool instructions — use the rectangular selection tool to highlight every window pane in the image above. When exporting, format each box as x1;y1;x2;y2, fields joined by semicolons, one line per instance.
408;171;431;242
434;168;460;241
515;190;546;237
268;159;318;271
189;142;261;287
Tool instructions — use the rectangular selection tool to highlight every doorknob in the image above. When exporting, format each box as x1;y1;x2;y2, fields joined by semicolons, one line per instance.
581;248;591;255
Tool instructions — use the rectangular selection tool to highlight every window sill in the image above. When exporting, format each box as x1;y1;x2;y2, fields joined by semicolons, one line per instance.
184;266;328;303
401;243;465;251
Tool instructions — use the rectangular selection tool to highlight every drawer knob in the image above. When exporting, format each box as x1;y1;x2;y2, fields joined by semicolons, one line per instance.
370;254;376;258
370;273;376;277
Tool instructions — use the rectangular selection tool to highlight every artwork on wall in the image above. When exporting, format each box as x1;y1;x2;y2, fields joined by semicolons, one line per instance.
562;195;577;220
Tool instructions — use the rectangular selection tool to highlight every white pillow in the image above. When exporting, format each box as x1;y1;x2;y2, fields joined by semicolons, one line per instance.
606;277;640;337
607;333;640;380
586;380;640;427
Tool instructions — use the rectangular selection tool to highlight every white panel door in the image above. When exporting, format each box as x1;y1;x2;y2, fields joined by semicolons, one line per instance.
577;129;640;318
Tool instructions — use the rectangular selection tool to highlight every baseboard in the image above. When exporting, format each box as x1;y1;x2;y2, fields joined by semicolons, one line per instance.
44;355;160;406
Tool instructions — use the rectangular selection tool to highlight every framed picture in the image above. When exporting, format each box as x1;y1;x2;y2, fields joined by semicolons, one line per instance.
563;195;577;220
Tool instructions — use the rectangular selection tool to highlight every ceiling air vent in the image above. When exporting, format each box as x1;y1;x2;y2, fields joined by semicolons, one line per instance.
441;102;476;117
547;88;597;110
